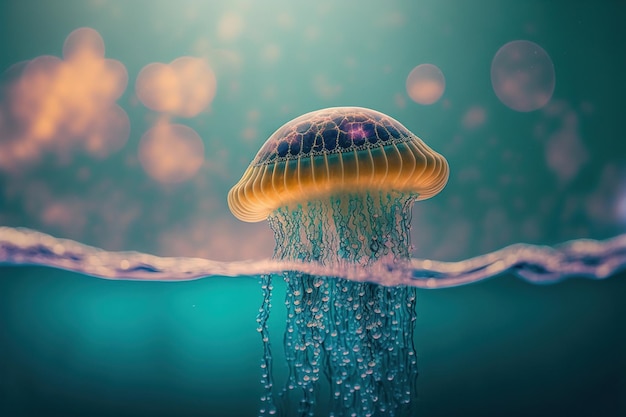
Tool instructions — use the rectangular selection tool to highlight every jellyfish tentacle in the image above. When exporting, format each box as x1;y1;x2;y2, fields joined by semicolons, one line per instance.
257;273;276;416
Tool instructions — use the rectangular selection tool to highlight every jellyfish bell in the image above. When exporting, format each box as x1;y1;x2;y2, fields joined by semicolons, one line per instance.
228;106;448;222
228;106;448;268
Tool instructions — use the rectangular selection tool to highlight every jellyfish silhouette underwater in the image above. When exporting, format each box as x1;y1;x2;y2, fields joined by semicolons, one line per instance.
228;107;449;416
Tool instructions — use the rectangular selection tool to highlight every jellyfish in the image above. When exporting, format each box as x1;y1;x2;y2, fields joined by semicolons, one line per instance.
228;107;449;416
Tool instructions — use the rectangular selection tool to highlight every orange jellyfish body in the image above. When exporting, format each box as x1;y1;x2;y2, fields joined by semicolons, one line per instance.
228;107;449;222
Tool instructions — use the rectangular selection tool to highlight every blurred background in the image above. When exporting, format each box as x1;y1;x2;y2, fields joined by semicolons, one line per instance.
1;0;624;262
1;1;625;417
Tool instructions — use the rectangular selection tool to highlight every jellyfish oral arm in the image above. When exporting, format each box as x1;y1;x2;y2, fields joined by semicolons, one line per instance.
268;190;416;269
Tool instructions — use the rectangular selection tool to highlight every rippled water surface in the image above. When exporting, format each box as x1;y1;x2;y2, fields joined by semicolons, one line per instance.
2;227;625;287
1;227;625;417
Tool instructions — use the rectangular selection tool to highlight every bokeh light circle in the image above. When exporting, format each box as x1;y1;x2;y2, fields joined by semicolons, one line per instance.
169;57;217;117
491;40;555;112
99;59;128;101
135;63;179;114
138;122;205;184
63;27;105;60
0;27;130;170
86;104;130;158
135;57;216;117
217;12;244;41
405;64;445;105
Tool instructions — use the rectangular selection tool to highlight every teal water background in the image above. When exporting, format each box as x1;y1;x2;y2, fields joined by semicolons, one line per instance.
1;0;625;416
1;265;624;416
1;0;624;262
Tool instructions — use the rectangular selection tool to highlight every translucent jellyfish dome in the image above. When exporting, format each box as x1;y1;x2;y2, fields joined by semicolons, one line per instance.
228;106;448;223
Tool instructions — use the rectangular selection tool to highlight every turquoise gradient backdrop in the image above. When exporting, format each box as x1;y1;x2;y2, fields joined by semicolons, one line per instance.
0;0;625;416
